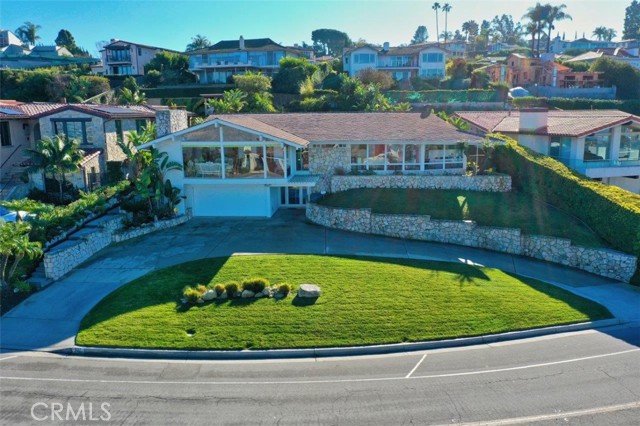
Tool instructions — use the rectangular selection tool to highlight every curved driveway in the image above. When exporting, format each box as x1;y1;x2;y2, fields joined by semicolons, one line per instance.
1;210;640;352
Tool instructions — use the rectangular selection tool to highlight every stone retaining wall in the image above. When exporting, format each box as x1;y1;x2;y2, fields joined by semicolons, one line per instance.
307;204;637;283
330;174;512;193
44;215;190;280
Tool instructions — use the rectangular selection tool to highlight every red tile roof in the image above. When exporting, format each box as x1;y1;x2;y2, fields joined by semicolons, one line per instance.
206;112;483;146
454;110;640;137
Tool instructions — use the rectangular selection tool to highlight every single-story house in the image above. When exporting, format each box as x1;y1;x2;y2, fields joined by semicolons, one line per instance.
137;112;484;217
454;109;640;193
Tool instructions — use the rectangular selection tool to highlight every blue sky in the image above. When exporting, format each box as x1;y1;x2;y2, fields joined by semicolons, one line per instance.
0;0;630;56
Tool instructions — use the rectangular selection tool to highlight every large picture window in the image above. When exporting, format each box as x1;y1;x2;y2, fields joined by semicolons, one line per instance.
620;125;640;161
349;143;462;172
52;118;89;144
584;131;611;161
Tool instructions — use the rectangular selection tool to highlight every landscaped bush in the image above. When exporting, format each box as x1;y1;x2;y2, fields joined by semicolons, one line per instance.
212;283;225;296
182;286;204;304
278;283;292;296
241;277;270;293
224;281;239;298
494;137;640;284
385;89;500;104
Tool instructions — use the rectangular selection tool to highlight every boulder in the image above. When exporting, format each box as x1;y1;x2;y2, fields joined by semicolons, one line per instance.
297;284;321;298
254;292;263;298
241;290;255;299
262;288;272;297
274;292;285;300
202;290;217;301
218;292;228;300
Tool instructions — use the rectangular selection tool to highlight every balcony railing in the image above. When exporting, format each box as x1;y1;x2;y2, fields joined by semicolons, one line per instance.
556;157;640;173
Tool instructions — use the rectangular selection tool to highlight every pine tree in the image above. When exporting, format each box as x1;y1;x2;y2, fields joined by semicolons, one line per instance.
623;0;640;40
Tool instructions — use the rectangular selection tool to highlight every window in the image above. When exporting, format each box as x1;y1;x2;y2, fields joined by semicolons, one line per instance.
115;120;123;143
404;144;421;170
296;148;309;171
421;69;444;78
137;47;142;56
265;145;285;178
135;119;148;134
224;145;266;178
183;146;222;178
351;144;368;170
107;48;131;62
354;53;375;64
391;56;412;67
549;137;572;161
386;144;404;170
584;131;611;161
422;53;444;63
620;125;640;161
52;119;89;144
0;121;11;146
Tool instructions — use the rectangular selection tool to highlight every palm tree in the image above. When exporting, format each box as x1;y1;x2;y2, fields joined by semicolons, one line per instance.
15;21;41;46
523;3;546;56
432;2;441;45
526;21;539;54
592;26;607;41
0;222;42;290
442;3;452;44
605;28;617;41
118;87;147;105
545;4;572;52
117;124;156;182
26;135;84;203
186;34;211;52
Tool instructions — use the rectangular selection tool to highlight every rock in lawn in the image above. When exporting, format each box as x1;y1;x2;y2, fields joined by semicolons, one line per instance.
297;284;321;298
274;292;285;300
202;290;216;301
218;292;228;300
254;292;263;298
262;288;272;297
241;290;255;299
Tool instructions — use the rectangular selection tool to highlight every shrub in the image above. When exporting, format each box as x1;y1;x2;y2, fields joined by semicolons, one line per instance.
195;284;207;295
106;161;124;185
182;286;202;304
278;283;292;295
224;281;239;298
494;137;640;284
241;277;270;293
213;283;225;296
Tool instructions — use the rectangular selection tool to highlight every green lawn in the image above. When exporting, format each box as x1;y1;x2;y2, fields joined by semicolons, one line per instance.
318;189;606;248
77;255;611;350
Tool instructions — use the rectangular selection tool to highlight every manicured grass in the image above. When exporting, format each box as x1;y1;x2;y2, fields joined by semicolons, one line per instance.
77;255;611;350
318;189;606;248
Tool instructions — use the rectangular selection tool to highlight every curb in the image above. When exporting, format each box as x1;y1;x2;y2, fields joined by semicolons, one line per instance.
70;318;621;360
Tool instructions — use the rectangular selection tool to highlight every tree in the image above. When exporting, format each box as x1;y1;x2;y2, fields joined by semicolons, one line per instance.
118;87;147;105
232;72;276;112
590;57;640;99
491;15;523;44
0;222;42;290
470;68;490;88
462;20;479;41
445;58;468;79
593;26;617;41
311;29;352;56
54;29;87;56
186;34;211;52
144;52;195;84
205;89;247;113
357;68;394;89
523;3;547;56
411;25;429;44
272;57;318;94
545;4;572;53
15;21;41;46
432;3;441;44
623;0;640;40
26;135;85;203
442;3;452;44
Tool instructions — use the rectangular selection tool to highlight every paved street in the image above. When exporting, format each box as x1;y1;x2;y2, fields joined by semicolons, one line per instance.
1;325;639;425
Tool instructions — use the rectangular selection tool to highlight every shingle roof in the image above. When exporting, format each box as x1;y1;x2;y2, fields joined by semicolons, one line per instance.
0;101;157;119
455;110;640;137
207;112;483;146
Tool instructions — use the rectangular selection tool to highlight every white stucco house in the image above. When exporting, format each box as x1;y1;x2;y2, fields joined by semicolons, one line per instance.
343;43;450;82
137;112;483;217
455;109;640;193
96;39;181;76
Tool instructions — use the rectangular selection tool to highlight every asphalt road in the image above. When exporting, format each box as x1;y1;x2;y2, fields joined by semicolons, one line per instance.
1;325;639;425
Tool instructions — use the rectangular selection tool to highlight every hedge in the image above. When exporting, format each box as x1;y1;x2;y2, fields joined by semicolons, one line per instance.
494;137;640;284
385;89;502;104
145;85;230;99
512;97;640;115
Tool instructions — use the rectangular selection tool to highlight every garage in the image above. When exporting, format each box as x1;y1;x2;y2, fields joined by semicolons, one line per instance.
188;185;273;217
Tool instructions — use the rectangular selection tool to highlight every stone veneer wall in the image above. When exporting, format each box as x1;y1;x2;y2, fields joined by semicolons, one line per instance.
308;145;351;192
306;204;637;283
331;174;512;193
44;215;190;280
156;109;189;137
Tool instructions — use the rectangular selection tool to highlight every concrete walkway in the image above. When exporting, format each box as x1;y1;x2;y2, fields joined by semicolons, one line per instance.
2;210;639;352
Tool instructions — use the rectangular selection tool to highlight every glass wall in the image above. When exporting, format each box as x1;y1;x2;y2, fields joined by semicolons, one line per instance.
266;145;285;178
349;143;464;172
296;148;309;171
224;145;265;178
584;131;611;161
183;146;222;178
350;144;367;170
620;125;640;161
549;136;572;161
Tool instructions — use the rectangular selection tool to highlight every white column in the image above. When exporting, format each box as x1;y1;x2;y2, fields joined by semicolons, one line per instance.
610;126;622;164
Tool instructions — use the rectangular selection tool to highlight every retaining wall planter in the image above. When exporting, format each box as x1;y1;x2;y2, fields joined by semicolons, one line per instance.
330;174;512;193
306;203;637;283
44;215;190;280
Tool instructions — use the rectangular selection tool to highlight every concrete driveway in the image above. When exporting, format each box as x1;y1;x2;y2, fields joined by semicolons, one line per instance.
2;210;639;352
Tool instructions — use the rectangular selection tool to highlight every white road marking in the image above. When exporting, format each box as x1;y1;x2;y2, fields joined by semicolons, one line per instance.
429;400;640;426
405;354;427;378
0;355;18;362
0;348;637;386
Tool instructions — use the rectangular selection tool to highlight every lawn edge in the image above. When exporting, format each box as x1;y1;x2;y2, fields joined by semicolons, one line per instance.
69;318;621;360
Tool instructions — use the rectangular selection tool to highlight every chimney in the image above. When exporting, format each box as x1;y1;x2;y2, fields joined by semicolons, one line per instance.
156;108;188;138
519;108;548;133
382;41;390;51
239;36;245;50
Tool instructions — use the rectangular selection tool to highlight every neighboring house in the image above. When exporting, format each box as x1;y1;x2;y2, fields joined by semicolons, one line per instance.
0;101;158;190
0;30;23;47
437;40;468;58
188;36;315;84
565;49;640;70
97;39;181;76
455;109;640;193
343;43;449;81
487;41;519;53
0;43;98;70
136;112;483;217
548;36;639;56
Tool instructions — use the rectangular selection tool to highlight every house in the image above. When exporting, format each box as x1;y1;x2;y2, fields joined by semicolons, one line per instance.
0;43;98;70
136;112;483;217
97;39;181;76
565;49;640;70
343;43;449;81
0;30;23;47
0;101;158;190
548;36;639;56
455;109;640;193
437;40;468;58
188;36;315;84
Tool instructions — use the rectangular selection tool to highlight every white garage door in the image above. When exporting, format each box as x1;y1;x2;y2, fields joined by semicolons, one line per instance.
191;185;271;217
